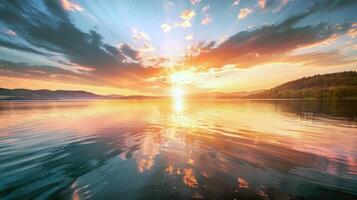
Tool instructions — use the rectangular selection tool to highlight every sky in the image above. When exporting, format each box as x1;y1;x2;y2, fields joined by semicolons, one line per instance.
0;0;356;95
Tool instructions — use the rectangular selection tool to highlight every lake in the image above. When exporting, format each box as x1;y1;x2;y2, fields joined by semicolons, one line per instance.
0;100;356;200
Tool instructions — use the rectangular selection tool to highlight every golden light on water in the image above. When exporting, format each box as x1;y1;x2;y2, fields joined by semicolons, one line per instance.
174;98;184;112
169;70;189;113
1;100;357;199
171;87;184;112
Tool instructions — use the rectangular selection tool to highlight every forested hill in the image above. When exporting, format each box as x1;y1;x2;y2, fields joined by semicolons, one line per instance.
247;71;357;99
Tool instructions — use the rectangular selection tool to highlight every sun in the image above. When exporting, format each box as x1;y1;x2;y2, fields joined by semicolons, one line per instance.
170;71;195;85
171;87;184;100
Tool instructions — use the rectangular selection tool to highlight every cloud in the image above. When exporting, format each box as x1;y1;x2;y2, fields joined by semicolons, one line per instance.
232;0;240;6
186;1;357;69
190;0;201;5
160;10;196;32
1;0;356;94
117;43;139;63
257;0;290;11
201;15;212;25
166;2;175;7
131;28;151;42
282;51;357;67
272;0;289;12
0;39;47;56
187;23;355;68
258;0;267;9
1;28;16;37
238;8;253;19
185;41;216;57
202;5;210;12
0;0;165;93
201;5;211;25
0;57;166;93
180;10;196;21
0;59;96;85
60;0;83;12
347;23;357;38
160;23;172;32
0;1;139;73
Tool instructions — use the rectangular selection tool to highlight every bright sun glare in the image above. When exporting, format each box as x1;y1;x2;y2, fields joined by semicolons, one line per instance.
172;87;184;100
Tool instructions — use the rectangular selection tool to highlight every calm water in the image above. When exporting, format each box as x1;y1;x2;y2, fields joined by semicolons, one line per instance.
0;100;357;200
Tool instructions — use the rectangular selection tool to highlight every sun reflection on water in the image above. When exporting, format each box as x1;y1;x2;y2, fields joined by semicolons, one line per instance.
173;98;184;112
171;87;185;113
1;100;357;199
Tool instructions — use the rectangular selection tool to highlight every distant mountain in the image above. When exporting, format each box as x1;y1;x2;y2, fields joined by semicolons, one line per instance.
0;88;166;100
0;88;261;100
0;88;103;100
246;71;357;99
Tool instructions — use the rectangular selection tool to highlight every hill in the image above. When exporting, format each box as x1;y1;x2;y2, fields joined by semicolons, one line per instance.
0;88;103;100
0;88;165;100
247;71;357;99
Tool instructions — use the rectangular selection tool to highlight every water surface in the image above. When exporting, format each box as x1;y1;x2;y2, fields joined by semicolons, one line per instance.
0;100;357;200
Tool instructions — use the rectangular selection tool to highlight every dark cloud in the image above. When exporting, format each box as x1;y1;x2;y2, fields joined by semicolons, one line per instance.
0;39;47;56
0;59;93;84
0;0;146;77
0;0;168;93
0;57;165;93
309;0;357;12
258;0;282;10
119;44;140;62
186;0;357;69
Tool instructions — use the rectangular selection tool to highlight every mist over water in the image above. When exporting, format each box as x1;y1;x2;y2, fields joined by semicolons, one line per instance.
0;100;356;200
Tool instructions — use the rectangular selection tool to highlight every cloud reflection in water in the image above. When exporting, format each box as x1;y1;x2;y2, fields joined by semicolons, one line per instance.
0;100;356;199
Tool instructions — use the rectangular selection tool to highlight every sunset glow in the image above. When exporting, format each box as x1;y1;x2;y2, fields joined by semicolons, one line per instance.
172;87;184;100
0;0;356;96
1;1;357;199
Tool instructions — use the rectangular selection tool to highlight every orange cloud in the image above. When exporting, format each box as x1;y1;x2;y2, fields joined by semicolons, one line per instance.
238;8;253;19
61;0;83;12
347;23;357;38
258;0;267;9
160;10;196;33
201;15;212;25
282;51;357;67
180;10;196;21
185;19;356;70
